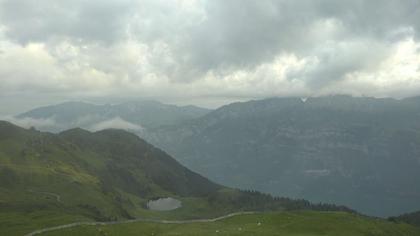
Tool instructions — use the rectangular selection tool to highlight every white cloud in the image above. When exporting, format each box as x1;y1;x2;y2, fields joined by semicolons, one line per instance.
90;117;143;132
309;37;420;98
0;116;56;129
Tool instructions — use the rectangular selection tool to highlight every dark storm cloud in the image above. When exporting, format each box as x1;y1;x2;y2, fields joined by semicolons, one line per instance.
0;0;419;114
0;0;137;44
1;0;419;70
177;0;420;79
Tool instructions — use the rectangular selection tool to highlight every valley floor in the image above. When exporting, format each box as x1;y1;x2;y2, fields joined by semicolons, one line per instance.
21;211;420;236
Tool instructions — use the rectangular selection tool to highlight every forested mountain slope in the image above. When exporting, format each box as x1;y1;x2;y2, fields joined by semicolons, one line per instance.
145;96;420;217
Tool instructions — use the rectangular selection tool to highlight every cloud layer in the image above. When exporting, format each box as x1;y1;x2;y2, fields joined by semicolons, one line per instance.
0;115;56;129
90;117;143;132
0;0;420;113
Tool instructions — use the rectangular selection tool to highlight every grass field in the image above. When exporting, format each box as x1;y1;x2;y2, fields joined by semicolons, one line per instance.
33;211;420;236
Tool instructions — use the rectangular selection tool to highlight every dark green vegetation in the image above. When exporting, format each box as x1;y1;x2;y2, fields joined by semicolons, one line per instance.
0;121;352;235
145;95;420;217
42;211;420;236
390;210;420;227
17;100;211;131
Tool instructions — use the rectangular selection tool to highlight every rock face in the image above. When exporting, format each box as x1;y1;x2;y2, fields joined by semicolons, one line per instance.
144;95;420;217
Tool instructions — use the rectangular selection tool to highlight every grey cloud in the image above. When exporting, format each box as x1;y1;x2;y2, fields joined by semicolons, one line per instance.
316;0;420;39
289;39;391;88
160;0;420;82
0;0;419;114
0;0;136;44
2;0;419;73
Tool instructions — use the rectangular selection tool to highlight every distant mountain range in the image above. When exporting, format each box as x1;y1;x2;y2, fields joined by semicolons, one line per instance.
13;96;420;217
15;100;211;132
143;95;420;217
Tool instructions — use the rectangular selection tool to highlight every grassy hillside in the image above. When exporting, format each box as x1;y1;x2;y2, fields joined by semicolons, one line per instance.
0;121;355;235
390;210;420;227
0;121;219;235
39;211;420;236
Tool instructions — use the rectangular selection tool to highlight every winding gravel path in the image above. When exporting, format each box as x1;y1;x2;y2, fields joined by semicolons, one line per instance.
24;211;257;236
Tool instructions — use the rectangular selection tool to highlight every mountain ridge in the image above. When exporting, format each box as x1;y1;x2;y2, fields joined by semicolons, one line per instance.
143;95;420;217
16;100;212;132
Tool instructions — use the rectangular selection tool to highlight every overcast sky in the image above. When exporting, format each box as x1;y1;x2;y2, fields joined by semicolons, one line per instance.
1;0;420;114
